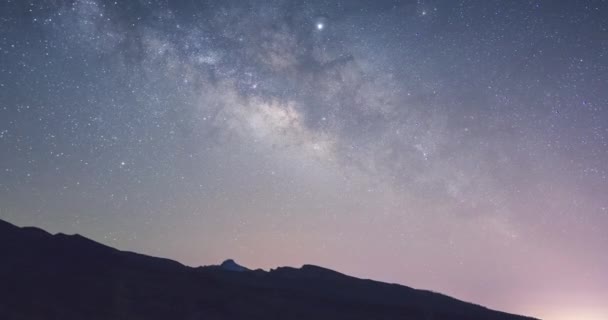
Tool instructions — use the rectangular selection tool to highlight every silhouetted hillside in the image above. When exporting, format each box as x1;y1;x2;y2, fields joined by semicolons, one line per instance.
0;219;539;320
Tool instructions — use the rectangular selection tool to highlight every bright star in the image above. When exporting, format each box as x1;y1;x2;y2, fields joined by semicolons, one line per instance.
316;23;324;30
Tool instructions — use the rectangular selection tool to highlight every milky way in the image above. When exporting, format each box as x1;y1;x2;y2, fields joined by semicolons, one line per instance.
1;1;607;319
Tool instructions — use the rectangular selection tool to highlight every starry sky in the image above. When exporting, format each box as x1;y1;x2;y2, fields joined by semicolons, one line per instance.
1;0;607;319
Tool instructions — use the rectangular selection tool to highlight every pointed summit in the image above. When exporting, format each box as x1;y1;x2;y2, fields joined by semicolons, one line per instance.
220;259;249;272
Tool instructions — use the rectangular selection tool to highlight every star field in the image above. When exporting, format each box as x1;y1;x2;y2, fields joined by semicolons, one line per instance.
1;1;607;319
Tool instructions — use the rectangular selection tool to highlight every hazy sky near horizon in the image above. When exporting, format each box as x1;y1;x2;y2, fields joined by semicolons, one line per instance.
1;0;607;319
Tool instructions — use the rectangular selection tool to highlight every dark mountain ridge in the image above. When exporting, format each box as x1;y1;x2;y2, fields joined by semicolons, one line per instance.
0;219;539;320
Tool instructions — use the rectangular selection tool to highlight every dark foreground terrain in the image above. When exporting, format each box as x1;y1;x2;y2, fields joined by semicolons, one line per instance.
0;219;538;320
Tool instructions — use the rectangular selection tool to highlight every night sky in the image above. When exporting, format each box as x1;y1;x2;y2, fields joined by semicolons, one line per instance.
1;0;607;319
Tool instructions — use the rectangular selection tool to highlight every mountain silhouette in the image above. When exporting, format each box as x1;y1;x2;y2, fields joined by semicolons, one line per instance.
0;219;538;320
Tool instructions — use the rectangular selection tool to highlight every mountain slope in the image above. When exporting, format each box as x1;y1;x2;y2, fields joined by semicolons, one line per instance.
0;219;538;320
